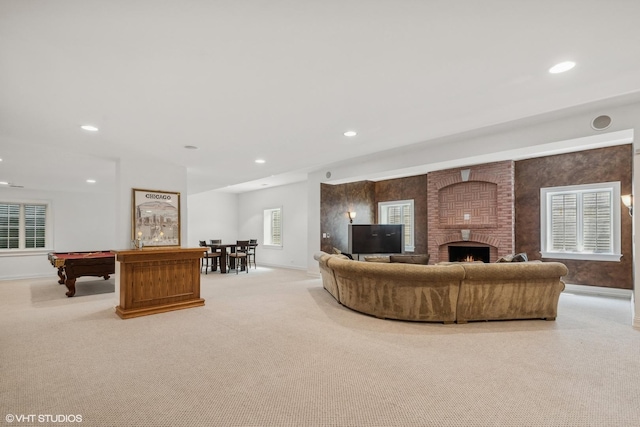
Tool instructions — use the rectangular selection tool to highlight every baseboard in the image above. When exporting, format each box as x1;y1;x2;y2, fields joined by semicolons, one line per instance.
0;272;53;281
564;283;632;300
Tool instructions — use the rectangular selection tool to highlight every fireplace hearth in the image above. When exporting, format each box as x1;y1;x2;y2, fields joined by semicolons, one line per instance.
448;246;490;263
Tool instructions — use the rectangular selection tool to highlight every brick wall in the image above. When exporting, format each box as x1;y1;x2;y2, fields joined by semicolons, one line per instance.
427;161;515;263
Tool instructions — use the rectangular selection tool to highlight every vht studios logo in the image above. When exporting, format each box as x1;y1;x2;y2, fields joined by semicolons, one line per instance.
6;414;83;423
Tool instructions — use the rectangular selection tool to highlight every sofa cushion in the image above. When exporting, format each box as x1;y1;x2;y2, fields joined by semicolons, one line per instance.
363;256;390;263
496;252;528;263
332;247;354;260
511;252;528;262
389;254;430;265
495;254;514;263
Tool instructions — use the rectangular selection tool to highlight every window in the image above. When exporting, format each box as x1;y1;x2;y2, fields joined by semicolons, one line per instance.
540;182;621;261
378;199;414;252
0;202;49;250
263;207;282;247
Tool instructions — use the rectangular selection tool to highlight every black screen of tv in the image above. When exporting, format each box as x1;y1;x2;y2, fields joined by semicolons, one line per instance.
348;224;404;254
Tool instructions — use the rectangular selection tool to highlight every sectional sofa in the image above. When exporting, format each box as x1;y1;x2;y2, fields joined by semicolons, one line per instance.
314;251;568;324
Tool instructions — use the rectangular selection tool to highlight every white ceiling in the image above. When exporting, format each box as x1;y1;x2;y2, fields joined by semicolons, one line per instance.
1;1;640;195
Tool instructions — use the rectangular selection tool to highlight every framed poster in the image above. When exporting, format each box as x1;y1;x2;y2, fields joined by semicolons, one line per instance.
132;188;181;247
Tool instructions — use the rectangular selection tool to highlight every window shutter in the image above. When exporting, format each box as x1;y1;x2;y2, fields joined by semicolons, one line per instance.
0;203;20;249
271;209;282;245
25;204;47;248
382;203;413;247
541;182;620;261
550;194;577;251
402;205;413;247
582;191;612;253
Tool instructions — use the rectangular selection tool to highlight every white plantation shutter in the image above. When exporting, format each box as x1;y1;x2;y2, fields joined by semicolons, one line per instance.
379;200;414;251
270;208;282;246
0;203;20;249
25;204;47;248
263;207;283;247
550;194;577;251
0;202;48;250
582;191;612;253
542;182;620;261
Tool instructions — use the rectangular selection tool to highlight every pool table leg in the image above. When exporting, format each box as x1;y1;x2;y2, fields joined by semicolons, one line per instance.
57;267;66;285
65;278;76;297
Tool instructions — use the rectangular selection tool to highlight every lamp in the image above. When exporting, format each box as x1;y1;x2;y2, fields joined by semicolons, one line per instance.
348;211;357;223
621;194;633;216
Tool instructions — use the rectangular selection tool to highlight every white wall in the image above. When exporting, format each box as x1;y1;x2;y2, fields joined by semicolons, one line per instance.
115;157;188;250
187;191;238;246
187;182;308;270
0;188;116;280
0;157;187;284
238;181;308;270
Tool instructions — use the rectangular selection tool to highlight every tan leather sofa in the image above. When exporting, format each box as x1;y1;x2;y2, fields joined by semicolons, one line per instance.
314;251;568;324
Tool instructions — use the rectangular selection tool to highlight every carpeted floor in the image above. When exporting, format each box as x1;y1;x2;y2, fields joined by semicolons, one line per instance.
1;267;639;427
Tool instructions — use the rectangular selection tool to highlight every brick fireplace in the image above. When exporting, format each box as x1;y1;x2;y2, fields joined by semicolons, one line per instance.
427;161;515;263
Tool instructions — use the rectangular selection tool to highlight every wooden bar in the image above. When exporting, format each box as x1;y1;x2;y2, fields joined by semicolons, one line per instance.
114;247;206;319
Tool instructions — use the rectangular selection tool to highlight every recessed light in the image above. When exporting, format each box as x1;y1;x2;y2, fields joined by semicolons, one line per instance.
184;145;199;150
549;61;576;74
81;125;99;131
0;181;9;185
343;131;357;137
86;179;96;184
255;159;266;164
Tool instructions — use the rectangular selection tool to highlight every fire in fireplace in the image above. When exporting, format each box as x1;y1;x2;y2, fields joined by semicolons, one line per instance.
448;246;490;263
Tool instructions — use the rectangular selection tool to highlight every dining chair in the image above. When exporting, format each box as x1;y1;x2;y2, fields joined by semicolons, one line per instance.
209;239;223;270
247;239;257;269
199;240;221;274
228;240;249;274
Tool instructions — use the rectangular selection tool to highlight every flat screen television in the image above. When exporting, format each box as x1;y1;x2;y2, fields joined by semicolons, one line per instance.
348;224;404;254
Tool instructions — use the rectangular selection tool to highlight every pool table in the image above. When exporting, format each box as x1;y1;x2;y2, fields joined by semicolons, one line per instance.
48;251;115;297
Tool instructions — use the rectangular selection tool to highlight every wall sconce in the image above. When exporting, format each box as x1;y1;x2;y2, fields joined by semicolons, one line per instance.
348;211;357;223
621;194;633;216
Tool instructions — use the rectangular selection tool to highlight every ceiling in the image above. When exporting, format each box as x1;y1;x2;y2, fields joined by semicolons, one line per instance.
1;1;640;195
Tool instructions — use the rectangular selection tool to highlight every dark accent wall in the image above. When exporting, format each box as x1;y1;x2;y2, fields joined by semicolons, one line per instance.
320;181;375;254
319;145;632;289
375;175;428;255
515;145;633;289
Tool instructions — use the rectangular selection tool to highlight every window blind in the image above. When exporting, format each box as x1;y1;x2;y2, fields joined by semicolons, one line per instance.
0;203;20;249
25;204;47;248
582;191;612;253
550;191;612;253
271;209;282;246
382;203;413;248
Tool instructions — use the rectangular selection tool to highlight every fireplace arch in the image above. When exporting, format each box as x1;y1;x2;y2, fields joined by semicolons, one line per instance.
427;161;515;263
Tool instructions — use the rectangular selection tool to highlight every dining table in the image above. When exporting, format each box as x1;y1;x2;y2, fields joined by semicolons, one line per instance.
207;242;258;273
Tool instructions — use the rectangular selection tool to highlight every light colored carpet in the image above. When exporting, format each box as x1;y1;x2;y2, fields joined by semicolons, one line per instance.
1;267;639;427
